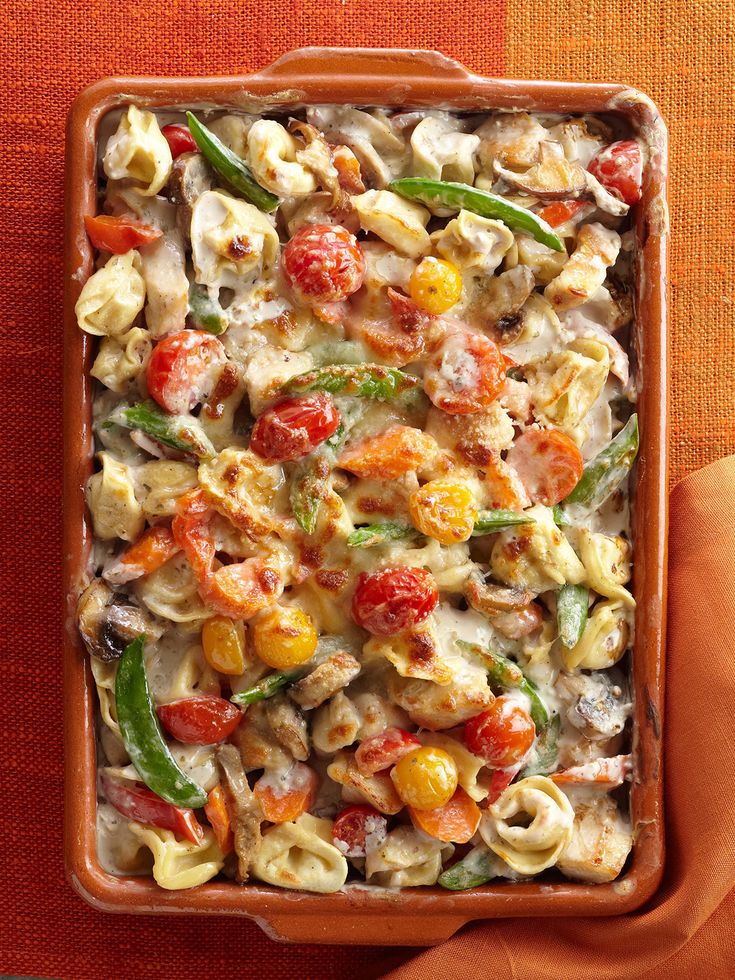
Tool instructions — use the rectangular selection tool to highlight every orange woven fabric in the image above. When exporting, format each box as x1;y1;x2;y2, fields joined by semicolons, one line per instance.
2;0;734;976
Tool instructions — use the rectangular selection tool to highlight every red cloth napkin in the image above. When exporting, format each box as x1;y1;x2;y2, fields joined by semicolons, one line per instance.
382;457;735;979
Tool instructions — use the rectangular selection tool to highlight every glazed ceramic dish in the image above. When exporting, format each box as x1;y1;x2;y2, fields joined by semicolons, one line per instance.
63;47;668;945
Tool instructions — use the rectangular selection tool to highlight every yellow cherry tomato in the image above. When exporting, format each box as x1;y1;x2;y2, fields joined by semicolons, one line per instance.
409;257;463;314
390;746;459;810
409;479;478;544
201;616;246;675
251;605;318;669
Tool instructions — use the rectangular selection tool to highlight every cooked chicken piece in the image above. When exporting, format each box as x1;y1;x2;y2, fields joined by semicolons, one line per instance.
216;744;263;883
327;750;403;814
265;694;310;761
289;652;361;710
230;703;293;772
311;692;361;754
557;793;632;883
545;223;621;312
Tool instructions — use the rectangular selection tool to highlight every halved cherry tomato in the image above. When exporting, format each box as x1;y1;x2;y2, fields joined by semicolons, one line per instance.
337;425;437;480
157;696;242;745
283;223;365;303
537;200;585;228
587;139;643;205
505;428;583;506
424;332;506;415
352;566;439;636
253;763;319;823
409;786;481;843
464;697;535;768
147;330;227;416
161;123;198;159
101;771;203;845
172;488;216;583
249;393;340;462
355;727;422;775
84;214;162;254
106;525;180;585
204;785;234;854
332;804;388;857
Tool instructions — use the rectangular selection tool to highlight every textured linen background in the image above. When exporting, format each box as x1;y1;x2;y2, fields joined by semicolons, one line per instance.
2;0;733;976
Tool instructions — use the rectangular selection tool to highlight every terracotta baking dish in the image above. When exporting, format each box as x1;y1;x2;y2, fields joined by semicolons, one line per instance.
63;47;669;946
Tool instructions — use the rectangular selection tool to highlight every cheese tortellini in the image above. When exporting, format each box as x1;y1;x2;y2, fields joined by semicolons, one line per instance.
352;190;431;258
136;460;199;519
129;824;225;889
135;553;213;625
562;599;631;670
578;530;635;607
365;827;453;886
90;327;151;392
191;190;279;291
410;116;479;184
480;776;574;875
432;210;514;277
491;505;586;592
247;119;317;196
87;453;145;541
526;339;610;432
75;251;145;337
103;106;172;196
251;814;348;893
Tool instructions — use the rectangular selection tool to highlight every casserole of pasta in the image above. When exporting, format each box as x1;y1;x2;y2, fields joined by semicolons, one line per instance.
74;97;647;898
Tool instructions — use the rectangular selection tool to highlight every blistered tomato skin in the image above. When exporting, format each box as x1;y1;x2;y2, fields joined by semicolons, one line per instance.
251;605;318;669
351;566;439;636
283;224;365;304
587;140;643;206
156;696;242;745
424;332;506;415
161;124;199;159
390;746;459;810
332;804;388;857
409;479;478;544
201;616;247;675
147;330;227;416
464;696;536;768
249;393;340;462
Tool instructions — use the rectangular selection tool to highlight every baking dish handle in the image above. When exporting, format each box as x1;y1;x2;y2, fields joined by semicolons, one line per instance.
257;910;470;946
254;46;474;81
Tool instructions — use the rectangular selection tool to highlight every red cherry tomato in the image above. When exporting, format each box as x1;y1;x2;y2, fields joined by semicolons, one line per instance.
161;123;199;159
332;804;388;858
249;393;340;462
537;200;586;228
464;696;536;768
587;139;643;205
352;566;439;636
100;772;203;845
146;330;227;415
486;768;517;804
156;696;242;745
84;214;162;254
424;332;506;415
171;488;215;584
505;428;584;506
283;223;365;304
355;727;422;775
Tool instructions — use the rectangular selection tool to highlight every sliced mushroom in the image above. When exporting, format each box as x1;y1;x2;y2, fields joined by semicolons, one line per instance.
168;151;213;244
495;142;588;200
305;106;404;189
465;266;535;338
556;671;631;741
216;743;263;883
583;170;630;217
288;652;361;710
77;578;162;662
265;694;310;761
464;570;535;614
288;119;341;201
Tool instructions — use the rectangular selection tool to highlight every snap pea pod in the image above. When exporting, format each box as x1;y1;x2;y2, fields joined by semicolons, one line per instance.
115;636;208;808
347;522;417;548
290;452;330;535
309;341;369;367
108;401;216;459
557;584;589;649
282;364;422;402
188;283;227;335
563;414;639;511
185;112;280;213
439;846;498;891
458;640;549;730
472;509;536;536
389;177;565;252
552;504;570;527
230;668;307;706
520;715;561;778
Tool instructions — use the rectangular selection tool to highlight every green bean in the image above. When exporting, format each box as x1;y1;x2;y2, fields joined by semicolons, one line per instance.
109;401;216;459
282;363;422;402
520;715;561;778
557;584;589;649
472;510;536;536
439;846;498;891
563;414;639;510
347;522;417;548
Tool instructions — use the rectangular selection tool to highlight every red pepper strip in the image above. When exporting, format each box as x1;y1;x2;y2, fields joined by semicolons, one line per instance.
101;771;204;845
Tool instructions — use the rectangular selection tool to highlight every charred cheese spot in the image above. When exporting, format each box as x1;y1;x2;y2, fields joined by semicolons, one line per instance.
315;568;349;593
